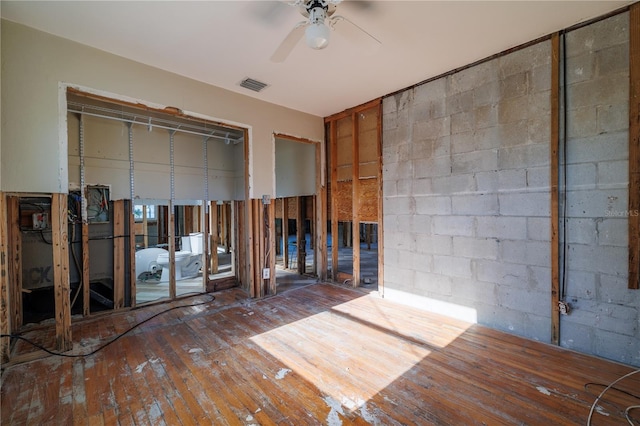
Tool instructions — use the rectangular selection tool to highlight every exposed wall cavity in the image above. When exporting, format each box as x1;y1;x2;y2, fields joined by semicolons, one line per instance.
382;11;638;366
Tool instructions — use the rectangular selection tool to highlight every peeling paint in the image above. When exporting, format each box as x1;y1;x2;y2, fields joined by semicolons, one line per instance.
275;368;292;380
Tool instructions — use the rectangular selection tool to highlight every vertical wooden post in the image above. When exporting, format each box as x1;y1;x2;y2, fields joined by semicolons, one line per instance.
142;205;149;248
0;193;10;363
169;201;176;300
52;193;72;352
128;201;136;308
550;32;561;345
352;113;361;288
629;2;640;290
82;222;90;316
316;141;328;281
268;200;277;295
210;201;219;274
297;196;305;275
225;203;232;254
283;198;289;268
330;121;339;281
202;201;210;289
7;196;22;330
113;200;125;309
376;102;385;296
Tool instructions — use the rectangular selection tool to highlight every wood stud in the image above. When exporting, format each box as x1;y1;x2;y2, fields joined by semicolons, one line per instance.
0;193;10;363
629;3;640;290
52;193;72;352
550;33;561;344
113;200;125;309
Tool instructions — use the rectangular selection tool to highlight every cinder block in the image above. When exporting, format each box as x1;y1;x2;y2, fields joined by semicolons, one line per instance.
382;179;398;197
500;72;529;99
565;53;595;85
593;329;640;366
527;217;550;241
566;132;627;164
412;137;435;160
473;80;501;107
565;188;627;218
383;265;416;291
498;96;530;124
527;91;551;116
384;158;413;182
414;156;451;179
448;59;498;95
429;99;448;119
433;136;451;158
496;286;550;316
413;117;451;140
569;74;629;108
384;231;416;252
452;193;499;216
499;41;550;77
451;149;498;174
527;117;551;144
596;218;627;247
410;215;433;234
498;121;529;148
530;65;551;93
450;130;475;154
476;260;529;287
452;236;499;260
474;126;501;151
599;274;638;305
559;321;594;354
565;218;597;244
499;240;550;267
491;306;527;335
475;171;498;192
445;90;474;115
432;215;475;237
415;234;452;256
414;195;452;215
412;178;433;195
415;271;453;295
565;12;628;57
596;103;629;135
451;111;475;135
433;255;473;278
498;169;527;191
476;216;527;240
526;166;549;190
432;174;475;195
382;213;400;233
566;163;597;189
567;106;598;138
498;143;549;169
451;277;498;306
527;265;551;291
384;196;415;215
414;78;446;104
566;243;628;276
499;191;550;217
523;313;552;342
410;100;430;123
596;42;629;76
566;270;597;300
396;179;412;196
474;104;498;130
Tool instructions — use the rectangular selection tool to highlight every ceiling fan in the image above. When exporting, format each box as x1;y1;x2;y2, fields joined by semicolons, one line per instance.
270;0;381;63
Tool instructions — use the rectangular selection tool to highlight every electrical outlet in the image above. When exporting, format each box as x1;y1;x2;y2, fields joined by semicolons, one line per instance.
262;268;270;279
32;213;49;230
262;195;271;205
558;300;571;315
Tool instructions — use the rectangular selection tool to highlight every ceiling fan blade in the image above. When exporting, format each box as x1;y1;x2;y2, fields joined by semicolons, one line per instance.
331;15;381;53
270;21;307;63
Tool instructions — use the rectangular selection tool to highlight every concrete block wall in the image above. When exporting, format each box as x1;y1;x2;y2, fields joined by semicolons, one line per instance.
382;11;639;366
561;12;639;365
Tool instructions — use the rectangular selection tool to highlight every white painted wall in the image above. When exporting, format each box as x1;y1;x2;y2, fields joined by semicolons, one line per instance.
275;137;316;198
1;20;324;196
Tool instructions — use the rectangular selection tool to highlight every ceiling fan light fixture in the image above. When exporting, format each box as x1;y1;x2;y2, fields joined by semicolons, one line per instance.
305;22;330;50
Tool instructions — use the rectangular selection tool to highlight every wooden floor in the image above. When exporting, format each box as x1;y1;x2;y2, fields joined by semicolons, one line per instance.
2;283;638;425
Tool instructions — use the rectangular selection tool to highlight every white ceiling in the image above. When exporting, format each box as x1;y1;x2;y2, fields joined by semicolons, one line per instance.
1;1;633;117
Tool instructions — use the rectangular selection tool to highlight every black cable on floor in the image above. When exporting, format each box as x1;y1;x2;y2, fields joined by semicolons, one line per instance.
0;293;216;359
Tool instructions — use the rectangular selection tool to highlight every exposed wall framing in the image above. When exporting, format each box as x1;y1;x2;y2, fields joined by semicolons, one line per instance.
113;200;126;309
52;193;72;351
7;196;22;331
630;2;640;290
0;193;10;363
325;99;383;288
550;32;561;344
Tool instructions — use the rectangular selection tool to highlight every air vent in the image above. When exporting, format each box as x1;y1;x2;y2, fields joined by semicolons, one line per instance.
239;77;269;92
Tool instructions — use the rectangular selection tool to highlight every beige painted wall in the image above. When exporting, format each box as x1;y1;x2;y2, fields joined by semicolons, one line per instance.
1;20;324;196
